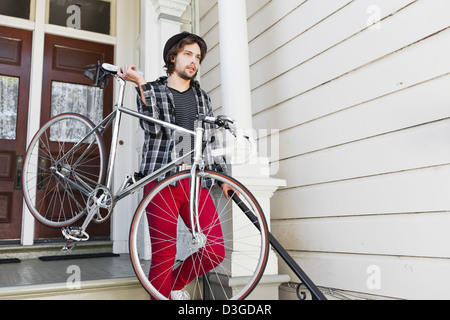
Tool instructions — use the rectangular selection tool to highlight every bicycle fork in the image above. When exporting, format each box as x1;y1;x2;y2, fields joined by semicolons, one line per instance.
187;124;207;250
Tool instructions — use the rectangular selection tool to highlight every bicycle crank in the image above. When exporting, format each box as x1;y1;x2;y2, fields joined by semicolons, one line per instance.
88;186;113;223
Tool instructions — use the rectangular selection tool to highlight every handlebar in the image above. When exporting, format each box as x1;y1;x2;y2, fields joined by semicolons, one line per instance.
204;115;234;129
204;115;251;140
204;115;257;162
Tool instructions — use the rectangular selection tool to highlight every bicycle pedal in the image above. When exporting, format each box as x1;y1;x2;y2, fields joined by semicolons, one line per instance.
62;226;90;242
62;240;79;252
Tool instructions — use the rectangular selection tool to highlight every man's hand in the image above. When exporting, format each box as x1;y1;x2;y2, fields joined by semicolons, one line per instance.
221;183;240;200
117;65;146;86
117;65;147;103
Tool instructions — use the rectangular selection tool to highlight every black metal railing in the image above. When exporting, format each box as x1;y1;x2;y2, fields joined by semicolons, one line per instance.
230;191;327;300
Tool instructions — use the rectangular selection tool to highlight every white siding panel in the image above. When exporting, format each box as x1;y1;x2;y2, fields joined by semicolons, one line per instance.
199;1;218;37
272;165;450;220
248;0;352;66
274;119;450;187
271;75;450;160
277;251;450;300
250;0;445;93
199;0;220;105
248;0;416;87
199;0;216;20
201;21;219;57
201;42;220;76
272;212;450;258
246;0;272;22
208;86;222;113
199;0;219;79
252;30;450;146
199;0;450;299
252;17;450;117
247;0;307;43
200;60;220;93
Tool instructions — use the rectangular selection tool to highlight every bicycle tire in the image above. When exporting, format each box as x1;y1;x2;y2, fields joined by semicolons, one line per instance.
129;170;269;300
22;113;107;228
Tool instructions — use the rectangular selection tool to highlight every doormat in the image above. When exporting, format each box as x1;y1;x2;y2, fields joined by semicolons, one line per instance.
38;253;120;262
0;258;21;264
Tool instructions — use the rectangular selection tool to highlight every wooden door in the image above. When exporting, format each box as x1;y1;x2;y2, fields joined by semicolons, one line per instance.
0;27;32;241
35;34;114;240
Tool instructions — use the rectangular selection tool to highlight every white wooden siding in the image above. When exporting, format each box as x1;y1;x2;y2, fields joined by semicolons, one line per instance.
199;0;450;299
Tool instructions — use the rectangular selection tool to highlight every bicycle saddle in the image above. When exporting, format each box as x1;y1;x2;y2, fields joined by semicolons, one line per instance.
102;63;119;74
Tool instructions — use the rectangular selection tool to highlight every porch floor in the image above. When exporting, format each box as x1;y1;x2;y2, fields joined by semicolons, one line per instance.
0;251;153;300
0;254;136;288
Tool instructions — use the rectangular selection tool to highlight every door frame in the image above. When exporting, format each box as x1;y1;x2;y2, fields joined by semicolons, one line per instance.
34;33;114;241
0;26;32;242
16;8;118;246
0;0;141;248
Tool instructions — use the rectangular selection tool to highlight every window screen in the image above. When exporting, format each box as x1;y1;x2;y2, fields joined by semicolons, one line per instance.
0;0;31;20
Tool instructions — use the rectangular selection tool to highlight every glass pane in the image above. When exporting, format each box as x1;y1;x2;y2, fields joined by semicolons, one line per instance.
0;75;19;140
50;81;103;142
49;0;111;35
0;0;31;20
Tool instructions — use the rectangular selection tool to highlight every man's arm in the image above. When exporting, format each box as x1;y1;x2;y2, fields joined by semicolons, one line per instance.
117;65;147;103
118;65;162;135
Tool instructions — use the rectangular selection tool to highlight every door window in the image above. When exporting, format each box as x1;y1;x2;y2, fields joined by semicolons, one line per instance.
0;75;19;140
50;81;104;142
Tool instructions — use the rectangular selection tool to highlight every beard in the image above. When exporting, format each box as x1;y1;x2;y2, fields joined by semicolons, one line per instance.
176;65;198;80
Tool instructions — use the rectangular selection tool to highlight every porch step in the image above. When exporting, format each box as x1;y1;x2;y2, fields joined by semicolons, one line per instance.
0;241;114;261
0;277;150;300
0;253;150;300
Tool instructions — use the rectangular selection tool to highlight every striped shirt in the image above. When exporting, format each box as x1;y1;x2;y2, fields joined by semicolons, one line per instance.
169;87;196;164
135;76;227;182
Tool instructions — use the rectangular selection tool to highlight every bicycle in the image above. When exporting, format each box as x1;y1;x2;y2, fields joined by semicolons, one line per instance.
22;62;270;300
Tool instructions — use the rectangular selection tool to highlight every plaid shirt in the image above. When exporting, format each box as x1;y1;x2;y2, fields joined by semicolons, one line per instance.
136;76;227;182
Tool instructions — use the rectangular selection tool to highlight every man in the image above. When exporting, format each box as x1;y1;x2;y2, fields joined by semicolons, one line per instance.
118;32;234;300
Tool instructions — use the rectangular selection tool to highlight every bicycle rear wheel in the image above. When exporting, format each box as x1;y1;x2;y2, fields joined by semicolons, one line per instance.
22;113;107;228
129;170;269;300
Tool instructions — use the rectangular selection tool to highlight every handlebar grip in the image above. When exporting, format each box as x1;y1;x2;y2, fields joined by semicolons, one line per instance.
203;116;217;125
204;115;236;129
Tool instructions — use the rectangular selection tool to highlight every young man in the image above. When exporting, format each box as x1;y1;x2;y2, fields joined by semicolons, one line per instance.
118;32;234;300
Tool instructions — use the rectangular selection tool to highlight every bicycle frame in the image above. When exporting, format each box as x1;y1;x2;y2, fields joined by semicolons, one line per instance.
59;74;206;245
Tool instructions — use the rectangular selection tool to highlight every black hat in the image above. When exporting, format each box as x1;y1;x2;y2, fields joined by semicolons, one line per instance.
163;31;192;65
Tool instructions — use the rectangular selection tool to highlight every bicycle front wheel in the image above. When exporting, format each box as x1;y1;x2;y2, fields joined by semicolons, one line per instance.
22;113;107;228
129;170;269;300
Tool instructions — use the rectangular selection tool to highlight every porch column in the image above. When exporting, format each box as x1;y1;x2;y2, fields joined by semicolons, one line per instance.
134;0;191;258
21;0;46;246
142;0;191;79
217;0;252;131
216;0;288;299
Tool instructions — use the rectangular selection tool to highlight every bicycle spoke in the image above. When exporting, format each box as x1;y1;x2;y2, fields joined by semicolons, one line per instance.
22;113;106;227
130;171;268;300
